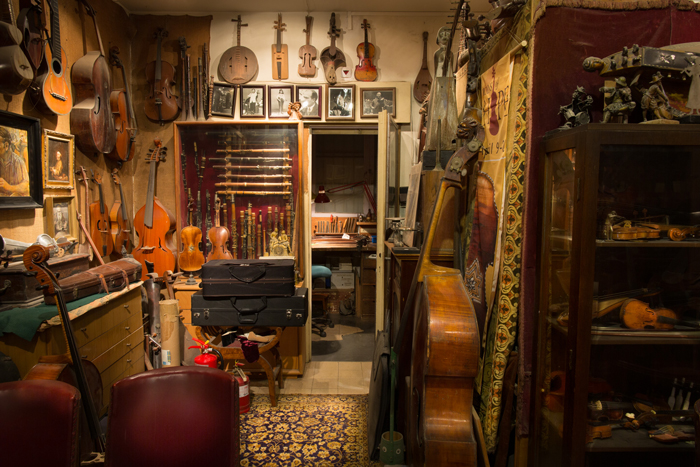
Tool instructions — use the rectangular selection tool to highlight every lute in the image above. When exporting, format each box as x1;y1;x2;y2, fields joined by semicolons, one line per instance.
271;13;288;80
413;31;432;103
319;13;346;85
219;15;257;85
298;15;317;77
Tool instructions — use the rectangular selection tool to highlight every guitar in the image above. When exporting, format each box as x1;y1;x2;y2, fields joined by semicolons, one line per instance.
71;0;116;156
319;13;346;85
107;46;137;163
88;170;114;257
219;15;257;85
298;16;317;77
16;0;44;74
145;28;179;124
413;31;432;103
271;13;288;80
109;169;132;258
29;0;72;115
354;19;377;82
0;0;33;94
132;139;176;280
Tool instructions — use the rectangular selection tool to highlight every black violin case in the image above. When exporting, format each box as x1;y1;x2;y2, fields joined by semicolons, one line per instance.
200;259;295;298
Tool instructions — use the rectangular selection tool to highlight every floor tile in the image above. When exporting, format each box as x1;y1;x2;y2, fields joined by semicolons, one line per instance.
339;370;365;386
281;386;312;395
284;377;313;389
339;362;363;372
311;387;338;394
361;361;373;373
312;378;339;390
315;364;339;379
338;380;368;393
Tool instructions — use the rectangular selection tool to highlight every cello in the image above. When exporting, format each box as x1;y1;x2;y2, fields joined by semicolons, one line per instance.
178;189;204;272
107;46;137;163
145;28;179;124
89;171;113;257
109;169;132;257
207;195;232;261
354;19;377;82
132;139;176;280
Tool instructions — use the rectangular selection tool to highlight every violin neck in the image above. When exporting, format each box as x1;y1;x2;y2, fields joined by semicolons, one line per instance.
49;0;61;62
120;64;138;132
657;315;700;329
155;34;162;81
97;182;105;214
145;159;157;228
119;184;129;222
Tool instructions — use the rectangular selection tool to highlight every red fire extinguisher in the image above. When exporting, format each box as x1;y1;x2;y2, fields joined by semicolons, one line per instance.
188;339;224;369
232;361;250;414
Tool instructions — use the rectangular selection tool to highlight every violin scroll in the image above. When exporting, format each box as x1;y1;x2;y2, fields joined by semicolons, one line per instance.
23;245;57;295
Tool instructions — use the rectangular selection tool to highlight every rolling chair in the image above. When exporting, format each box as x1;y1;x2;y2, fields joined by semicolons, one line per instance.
311;265;334;337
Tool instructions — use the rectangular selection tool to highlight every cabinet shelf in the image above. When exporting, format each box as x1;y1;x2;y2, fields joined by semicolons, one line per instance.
596;239;700;248
586;427;695;453
549;317;700;345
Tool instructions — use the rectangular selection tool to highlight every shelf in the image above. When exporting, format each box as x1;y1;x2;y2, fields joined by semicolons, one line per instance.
586;426;695;453
548;317;700;345
596;239;700;248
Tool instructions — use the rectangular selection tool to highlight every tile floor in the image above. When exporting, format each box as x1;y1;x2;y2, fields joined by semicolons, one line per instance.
249;361;372;396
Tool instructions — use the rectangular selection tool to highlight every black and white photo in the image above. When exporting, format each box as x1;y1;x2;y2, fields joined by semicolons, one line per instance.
327;85;355;120
211;82;236;117
361;88;396;118
269;86;294;118
240;85;266;118
296;85;322;119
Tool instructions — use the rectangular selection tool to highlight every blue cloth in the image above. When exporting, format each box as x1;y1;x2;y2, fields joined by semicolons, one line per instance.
311;265;332;278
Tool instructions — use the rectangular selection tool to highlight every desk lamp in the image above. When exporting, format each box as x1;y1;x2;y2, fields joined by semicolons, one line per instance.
314;182;377;215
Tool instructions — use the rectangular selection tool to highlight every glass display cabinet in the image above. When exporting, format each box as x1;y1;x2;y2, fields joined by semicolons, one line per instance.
533;124;700;467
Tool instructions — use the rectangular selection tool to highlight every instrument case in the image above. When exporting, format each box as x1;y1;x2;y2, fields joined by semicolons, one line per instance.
44;258;142;305
191;287;307;327
200;258;295;298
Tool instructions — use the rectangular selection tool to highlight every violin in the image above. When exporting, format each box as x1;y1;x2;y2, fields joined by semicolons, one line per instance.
88;171;114;257
354;19;377;82
107;46;137;163
207;196;233;261
132;139;176;280
620;299;700;330
298;16;317;77
178;189;204;272
145;28;179;124
109;169;132;257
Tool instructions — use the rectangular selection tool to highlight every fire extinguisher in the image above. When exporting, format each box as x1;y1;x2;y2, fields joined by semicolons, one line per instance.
188;338;224;369
232;361;250;414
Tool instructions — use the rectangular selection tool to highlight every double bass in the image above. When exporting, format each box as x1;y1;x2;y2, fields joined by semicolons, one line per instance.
354;19;377;82
145;28;179;124
109;169;132;257
107;46;137;163
88;171;113;257
132;139;176;280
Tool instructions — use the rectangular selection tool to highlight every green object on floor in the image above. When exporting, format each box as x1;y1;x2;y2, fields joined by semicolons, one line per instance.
380;348;405;465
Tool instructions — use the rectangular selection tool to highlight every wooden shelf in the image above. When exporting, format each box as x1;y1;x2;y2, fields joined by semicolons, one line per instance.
586;426;695;453
596;239;700;248
548;317;700;345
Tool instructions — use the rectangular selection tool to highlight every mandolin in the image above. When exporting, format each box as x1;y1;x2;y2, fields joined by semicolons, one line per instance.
71;0;116;156
207;196;233;261
219;15;257;85
16;0;44;75
413;31;432;103
107;46;137;163
354;19;377;82
298;15;317;77
109;169;132;258
89;171;113;257
178;189;204;272
29;0;72;115
132;139;176;280
0;0;33;94
319;13;346;85
271;13;288;80
145;28;179;124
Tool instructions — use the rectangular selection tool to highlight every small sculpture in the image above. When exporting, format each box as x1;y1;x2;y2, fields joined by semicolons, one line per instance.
600;77;636;124
434;26;453;78
287;101;303;121
683;56;700;117
557;86;593;130
639;72;676;122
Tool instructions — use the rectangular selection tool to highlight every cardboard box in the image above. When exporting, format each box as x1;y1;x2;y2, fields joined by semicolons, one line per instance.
331;272;355;289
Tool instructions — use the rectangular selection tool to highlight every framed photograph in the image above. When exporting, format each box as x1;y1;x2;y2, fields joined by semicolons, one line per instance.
44;196;78;241
42;130;74;190
268;85;294;118
296;85;322;119
240;85;266;118
327;85;355;120
0;110;42;209
360;87;396;118
211;82;236;117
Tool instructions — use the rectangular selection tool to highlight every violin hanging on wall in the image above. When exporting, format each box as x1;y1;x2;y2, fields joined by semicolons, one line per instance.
109;169;132;258
271;13;288;80
298;16;317;78
88;170;113;258
145;28;179;124
178;189;204;273
354;19;377;82
107;46;137;163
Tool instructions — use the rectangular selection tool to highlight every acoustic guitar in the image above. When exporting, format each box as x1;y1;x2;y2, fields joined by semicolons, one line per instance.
107;46;137;163
271;13;288;80
219;15;257;85
16;0;44;75
319;13;346;85
29;0;72;115
298;16;317;77
0;0;33;94
354;19;377;82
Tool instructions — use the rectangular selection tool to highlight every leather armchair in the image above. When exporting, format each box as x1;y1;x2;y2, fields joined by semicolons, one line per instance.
0;379;81;467
105;366;240;467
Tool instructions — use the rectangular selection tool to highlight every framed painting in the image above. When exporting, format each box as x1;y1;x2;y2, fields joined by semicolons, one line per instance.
44;195;78;241
211;82;236;117
269;85;294;118
0;110;42;208
360;87;396;118
296;85;322;119
327;84;355;120
42;129;75;190
240;85;266;118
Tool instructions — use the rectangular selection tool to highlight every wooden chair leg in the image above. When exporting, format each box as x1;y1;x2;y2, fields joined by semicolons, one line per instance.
258;353;277;407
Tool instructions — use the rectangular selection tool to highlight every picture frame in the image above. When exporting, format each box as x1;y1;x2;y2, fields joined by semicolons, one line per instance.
240;85;266;118
360;87;396;118
44;195;78;241
210;82;236;117
0;110;42;209
268;85;294;118
296;85;323;120
327;84;355;120
42;129;75;190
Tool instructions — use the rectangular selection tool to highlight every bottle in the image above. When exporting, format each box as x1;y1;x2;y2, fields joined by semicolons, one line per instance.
668;378;677;409
682;382;694;411
674;378;686;410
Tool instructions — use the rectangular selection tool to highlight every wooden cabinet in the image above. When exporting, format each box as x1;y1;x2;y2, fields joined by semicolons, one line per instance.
532;124;700;467
0;285;145;414
356;251;377;317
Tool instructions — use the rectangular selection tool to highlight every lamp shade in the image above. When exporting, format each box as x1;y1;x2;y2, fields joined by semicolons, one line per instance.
315;185;330;204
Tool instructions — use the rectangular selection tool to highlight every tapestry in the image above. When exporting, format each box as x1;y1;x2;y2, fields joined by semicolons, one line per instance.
240;394;381;467
477;51;528;452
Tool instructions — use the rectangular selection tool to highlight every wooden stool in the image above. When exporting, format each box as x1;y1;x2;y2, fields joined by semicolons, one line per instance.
195;326;285;407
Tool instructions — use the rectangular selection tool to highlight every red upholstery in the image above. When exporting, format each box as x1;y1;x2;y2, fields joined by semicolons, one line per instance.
0;379;81;467
105;366;240;467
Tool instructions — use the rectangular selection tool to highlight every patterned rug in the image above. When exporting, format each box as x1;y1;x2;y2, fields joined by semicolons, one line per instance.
240;394;381;467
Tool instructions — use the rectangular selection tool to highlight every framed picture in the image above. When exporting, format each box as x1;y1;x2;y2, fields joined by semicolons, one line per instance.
42;130;74;190
0;110;42;209
296;85;322;119
240;85;266;118
327;85;355;120
269;85;294;118
44;196;78;241
211;82;236;117
360;87;396;118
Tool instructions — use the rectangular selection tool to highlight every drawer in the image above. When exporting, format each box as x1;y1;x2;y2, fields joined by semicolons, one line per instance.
77;312;143;362
362;256;376;269
100;344;145;410
362;269;376;284
361;299;376;316
362;284;376;298
92;326;144;374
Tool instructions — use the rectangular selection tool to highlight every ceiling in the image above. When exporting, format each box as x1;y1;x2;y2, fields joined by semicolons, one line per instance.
115;0;493;15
